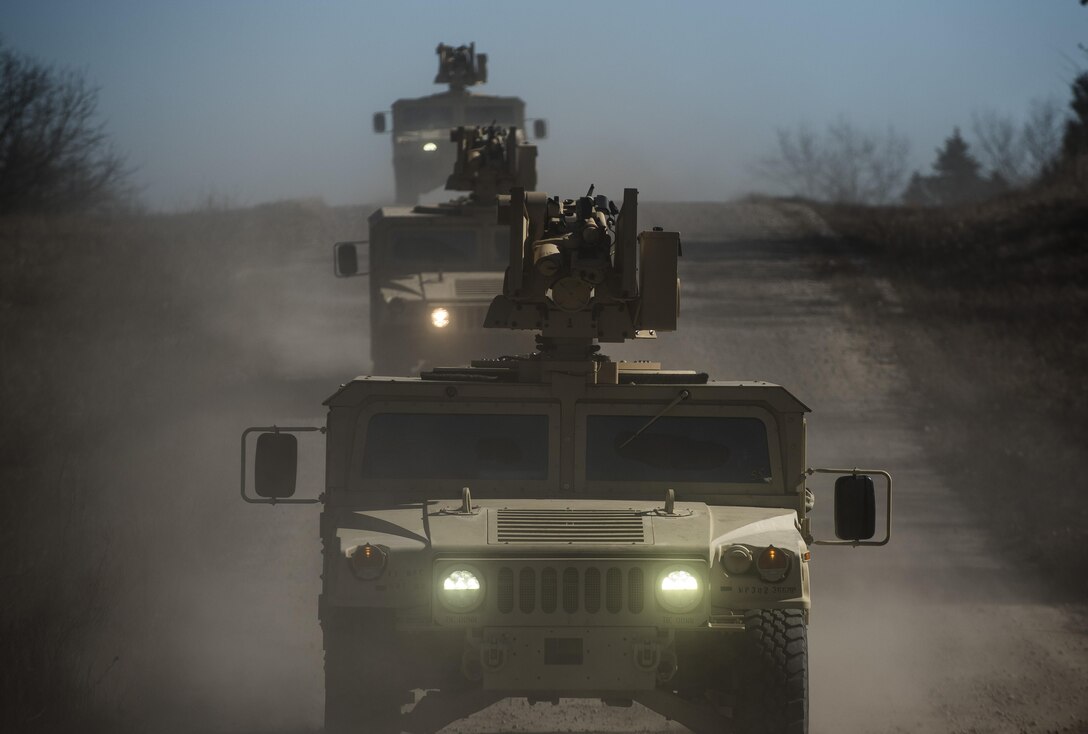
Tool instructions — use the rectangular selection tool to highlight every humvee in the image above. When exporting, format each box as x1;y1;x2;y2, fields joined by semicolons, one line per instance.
336;125;539;375
373;43;547;204
243;187;892;734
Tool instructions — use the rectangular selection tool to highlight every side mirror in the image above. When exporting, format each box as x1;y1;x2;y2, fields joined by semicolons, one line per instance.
334;241;367;277
373;112;387;134
255;432;298;499
834;474;876;541
532;119;548;139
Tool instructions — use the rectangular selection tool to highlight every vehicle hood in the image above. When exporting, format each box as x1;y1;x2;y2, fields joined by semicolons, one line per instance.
380;272;505;304
336;498;801;561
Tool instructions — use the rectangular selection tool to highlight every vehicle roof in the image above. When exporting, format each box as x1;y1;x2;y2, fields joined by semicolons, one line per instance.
392;90;525;106
324;376;811;413
368;203;496;224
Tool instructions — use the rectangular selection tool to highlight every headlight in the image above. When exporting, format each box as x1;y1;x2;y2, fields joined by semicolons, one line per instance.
656;566;702;614
347;543;387;580
755;545;792;583
439;568;483;612
431;307;450;328
720;544;753;576
422;142;438;152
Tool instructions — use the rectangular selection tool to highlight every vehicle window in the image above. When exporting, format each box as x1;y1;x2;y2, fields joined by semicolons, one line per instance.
586;416;772;484
388;229;480;270
397;105;455;131
464;105;518;126
362;413;549;480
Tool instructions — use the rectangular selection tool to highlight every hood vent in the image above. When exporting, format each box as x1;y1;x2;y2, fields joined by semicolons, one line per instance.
455;277;504;298
494;509;649;544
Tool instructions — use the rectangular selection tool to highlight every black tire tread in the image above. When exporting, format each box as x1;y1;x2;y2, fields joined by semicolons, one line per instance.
737;608;809;734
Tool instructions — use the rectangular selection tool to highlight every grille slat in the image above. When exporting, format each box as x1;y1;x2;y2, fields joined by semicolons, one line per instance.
495;509;647;544
454;277;505;298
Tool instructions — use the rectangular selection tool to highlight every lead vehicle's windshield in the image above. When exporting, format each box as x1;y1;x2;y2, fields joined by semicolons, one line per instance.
361;413;549;480
586;415;772;484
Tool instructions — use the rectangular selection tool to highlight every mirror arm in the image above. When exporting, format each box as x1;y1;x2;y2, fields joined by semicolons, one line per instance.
241;425;325;505
806;467;893;547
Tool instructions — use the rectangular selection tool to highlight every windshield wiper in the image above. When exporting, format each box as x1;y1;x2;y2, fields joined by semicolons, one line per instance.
618;389;691;449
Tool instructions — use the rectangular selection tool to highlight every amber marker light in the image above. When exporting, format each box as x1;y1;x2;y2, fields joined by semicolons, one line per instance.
755;545;792;583
348;543;387;580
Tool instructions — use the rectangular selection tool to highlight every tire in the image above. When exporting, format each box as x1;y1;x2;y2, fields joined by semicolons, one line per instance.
735;608;808;734
323;608;407;734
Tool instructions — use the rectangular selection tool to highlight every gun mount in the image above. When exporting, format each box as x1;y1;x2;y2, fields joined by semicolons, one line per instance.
434;43;487;91
484;187;680;361
445;125;537;203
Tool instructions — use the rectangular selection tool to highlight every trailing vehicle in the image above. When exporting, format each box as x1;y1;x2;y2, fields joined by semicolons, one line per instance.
372;43;546;204
336;125;539;375
244;185;892;734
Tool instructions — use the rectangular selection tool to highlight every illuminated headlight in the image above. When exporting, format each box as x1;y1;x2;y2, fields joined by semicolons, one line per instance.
430;307;450;328
655;566;703;614
440;568;483;612
720;544;754;576
755;545;792;583
422;142;438;152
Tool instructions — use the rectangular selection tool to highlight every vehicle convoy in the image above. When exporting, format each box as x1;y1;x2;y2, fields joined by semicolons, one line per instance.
335;124;539;375
242;185;893;734
373;42;546;203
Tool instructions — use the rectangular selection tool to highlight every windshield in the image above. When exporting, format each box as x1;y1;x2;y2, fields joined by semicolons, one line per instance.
387;229;482;271
463;104;519;126
396;104;454;131
586;415;772;484
361;413;549;480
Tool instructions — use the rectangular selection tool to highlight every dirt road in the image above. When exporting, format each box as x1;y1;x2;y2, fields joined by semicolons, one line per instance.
96;201;1088;733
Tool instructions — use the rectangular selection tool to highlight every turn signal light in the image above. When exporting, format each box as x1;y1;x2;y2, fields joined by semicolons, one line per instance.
348;543;387;580
755;545;791;583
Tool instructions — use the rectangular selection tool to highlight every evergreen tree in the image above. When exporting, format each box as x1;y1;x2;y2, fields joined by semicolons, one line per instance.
929;128;993;205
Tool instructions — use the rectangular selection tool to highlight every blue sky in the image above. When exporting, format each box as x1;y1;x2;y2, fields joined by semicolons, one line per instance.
3;0;1085;208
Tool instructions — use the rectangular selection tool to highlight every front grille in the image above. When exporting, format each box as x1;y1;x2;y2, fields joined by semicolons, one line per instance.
455;277;504;298
446;305;489;332
494;509;649;544
495;564;647;617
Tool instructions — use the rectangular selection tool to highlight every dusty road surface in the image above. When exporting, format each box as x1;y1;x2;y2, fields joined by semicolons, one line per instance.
97;200;1088;733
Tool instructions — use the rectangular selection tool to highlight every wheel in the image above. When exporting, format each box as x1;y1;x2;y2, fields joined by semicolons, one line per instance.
323;608;407;734
735;608;808;734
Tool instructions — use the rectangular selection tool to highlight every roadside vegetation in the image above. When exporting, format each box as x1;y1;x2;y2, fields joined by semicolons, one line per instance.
813;161;1088;600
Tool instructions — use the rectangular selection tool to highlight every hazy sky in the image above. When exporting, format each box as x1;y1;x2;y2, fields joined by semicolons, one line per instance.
3;1;1085;209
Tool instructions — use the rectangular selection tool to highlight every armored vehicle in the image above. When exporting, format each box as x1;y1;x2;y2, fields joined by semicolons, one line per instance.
243;186;892;734
336;125;539;375
373;43;547;203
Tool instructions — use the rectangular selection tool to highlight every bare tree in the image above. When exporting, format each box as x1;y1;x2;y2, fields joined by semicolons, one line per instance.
971;98;1067;185
755;119;910;205
970;110;1026;184
1021;97;1065;175
0;41;127;214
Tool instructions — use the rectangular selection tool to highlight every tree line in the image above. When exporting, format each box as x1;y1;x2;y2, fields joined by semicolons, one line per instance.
758;73;1088;207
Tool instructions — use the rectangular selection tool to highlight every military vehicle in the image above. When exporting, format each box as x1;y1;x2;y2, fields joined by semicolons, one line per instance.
335;124;539;375
373;43;547;204
242;186;892;734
